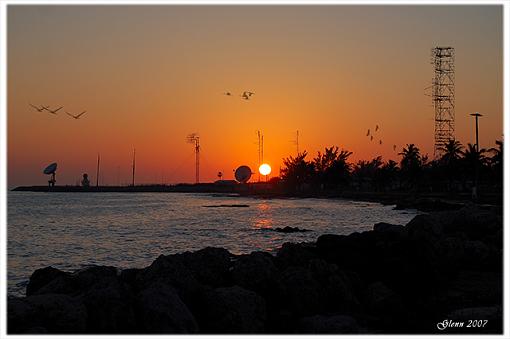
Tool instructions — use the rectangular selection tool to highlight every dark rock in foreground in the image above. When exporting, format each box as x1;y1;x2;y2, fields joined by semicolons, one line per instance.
8;205;502;334
273;226;311;233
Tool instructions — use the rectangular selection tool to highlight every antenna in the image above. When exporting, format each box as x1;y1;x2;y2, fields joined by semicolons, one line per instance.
187;133;200;183
431;46;455;157
132;148;136;186
257;131;261;182
96;153;100;187
296;130;299;154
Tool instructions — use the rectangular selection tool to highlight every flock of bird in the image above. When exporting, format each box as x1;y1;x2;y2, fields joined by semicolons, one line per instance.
366;124;397;151
29;103;87;119
223;90;255;101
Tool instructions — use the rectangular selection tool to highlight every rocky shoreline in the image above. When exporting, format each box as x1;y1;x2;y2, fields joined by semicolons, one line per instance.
8;205;502;334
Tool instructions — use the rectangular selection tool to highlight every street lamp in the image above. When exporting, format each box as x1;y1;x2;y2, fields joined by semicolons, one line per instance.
469;112;483;200
470;112;483;152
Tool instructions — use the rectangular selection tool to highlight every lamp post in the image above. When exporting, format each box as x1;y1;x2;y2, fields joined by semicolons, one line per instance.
469;112;483;200
470;112;483;152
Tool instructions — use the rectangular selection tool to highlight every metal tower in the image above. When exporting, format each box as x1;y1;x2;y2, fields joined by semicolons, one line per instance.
431;46;455;156
187;133;200;183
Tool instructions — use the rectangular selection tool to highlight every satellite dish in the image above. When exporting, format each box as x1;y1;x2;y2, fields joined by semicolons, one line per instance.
235;165;252;183
43;162;57;174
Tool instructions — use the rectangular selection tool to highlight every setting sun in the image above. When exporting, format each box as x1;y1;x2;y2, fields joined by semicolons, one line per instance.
259;163;271;176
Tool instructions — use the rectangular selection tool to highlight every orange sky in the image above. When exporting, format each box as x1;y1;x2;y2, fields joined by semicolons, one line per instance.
7;5;503;187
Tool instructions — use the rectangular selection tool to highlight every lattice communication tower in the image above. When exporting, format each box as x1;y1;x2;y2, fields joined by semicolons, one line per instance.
431;47;455;156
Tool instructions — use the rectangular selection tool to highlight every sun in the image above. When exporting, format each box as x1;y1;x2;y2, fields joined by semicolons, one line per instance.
259;163;271;176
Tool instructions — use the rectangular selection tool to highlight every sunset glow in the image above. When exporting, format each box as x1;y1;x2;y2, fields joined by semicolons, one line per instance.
7;5;503;187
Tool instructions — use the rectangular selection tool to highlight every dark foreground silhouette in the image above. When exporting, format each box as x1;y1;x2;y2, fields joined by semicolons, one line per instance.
8;205;502;334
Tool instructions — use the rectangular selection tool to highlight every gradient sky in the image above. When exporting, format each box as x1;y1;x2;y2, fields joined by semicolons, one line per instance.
8;5;503;187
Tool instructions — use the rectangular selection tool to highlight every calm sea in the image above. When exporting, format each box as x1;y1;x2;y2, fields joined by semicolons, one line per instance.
7;191;418;296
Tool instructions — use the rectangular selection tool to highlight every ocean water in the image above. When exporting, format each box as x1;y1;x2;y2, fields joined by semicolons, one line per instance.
7;191;418;296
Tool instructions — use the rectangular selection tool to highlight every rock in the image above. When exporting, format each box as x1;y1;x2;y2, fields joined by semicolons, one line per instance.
8;294;87;334
373;222;406;236
307;259;361;312
280;266;323;316
445;207;502;240
198;285;266;333
231;251;281;296
276;242;318;269
440;271;502;309
77;268;137;333
365;281;404;316
298;314;360;333
406;214;443;242
26;266;69;296
137;253;203;308
136;282;199;333
273;226;310;233
177;247;233;287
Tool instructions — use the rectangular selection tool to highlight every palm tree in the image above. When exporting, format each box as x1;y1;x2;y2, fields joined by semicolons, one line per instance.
438;139;464;191
487;140;503;185
461;143;488;196
313;146;352;190
438;139;464;165
398;144;423;189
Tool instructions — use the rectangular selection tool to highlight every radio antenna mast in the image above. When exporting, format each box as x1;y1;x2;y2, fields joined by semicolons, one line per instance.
132;148;136;186
96;153;100;187
187;133;200;183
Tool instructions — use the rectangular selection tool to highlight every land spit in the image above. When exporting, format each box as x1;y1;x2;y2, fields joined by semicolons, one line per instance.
8;205;502;334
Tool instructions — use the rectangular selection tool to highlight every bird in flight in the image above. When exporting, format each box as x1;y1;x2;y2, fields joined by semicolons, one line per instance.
366;129;370;136
379;140;383;145
29;103;49;112
241;91;255;100
223;92;232;96
46;106;63;114
66;111;87;119
370;135;374;141
375;125;379;132
393;144;397;151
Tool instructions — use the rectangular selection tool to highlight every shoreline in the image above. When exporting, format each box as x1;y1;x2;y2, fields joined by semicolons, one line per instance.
8;205;502;334
11;184;502;212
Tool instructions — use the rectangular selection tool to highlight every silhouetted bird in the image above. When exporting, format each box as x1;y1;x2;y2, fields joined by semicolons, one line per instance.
366;129;370;136
29;103;49;112
223;92;232;96
46;106;63;114
375;125;379;132
379;140;383;145
370;135;374;141
66;111;87;119
241;91;255;100
393;144;397;151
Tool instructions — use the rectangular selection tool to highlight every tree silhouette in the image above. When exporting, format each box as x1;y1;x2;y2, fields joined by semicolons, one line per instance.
398;144;423;189
281;151;315;192
438;139;464;191
313;146;352;190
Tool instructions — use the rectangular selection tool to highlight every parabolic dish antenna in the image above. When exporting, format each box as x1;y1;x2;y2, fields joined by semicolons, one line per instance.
43;162;57;174
235;165;252;183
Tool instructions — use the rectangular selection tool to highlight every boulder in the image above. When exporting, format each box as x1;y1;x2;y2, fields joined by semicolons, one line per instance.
230;251;281;295
176;247;233;287
280;266;324;316
276;242;318;269
198;285;266;333
373;222;406;237
298;314;360;333
8;294;87;334
26;266;69;296
136;282;199;333
406;214;443;242
77;269;137;333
